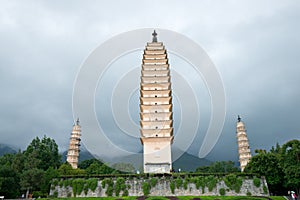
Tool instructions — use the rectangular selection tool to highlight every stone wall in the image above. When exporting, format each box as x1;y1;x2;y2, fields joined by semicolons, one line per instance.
49;175;269;197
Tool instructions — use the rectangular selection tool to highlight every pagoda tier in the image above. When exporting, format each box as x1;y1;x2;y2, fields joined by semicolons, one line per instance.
140;31;173;173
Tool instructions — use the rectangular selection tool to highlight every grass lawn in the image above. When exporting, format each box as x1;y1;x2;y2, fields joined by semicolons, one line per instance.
42;196;286;200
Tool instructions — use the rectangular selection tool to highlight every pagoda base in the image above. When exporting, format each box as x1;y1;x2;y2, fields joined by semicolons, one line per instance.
144;162;171;173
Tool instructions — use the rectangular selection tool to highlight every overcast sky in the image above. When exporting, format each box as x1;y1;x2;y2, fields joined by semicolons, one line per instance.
0;0;299;162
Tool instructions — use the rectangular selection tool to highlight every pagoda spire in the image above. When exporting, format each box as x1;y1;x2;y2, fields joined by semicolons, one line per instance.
152;30;158;42
237;115;241;122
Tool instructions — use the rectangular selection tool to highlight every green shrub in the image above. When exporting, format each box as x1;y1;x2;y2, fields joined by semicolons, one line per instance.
52;179;59;186
64;179;71;188
32;191;44;198
122;189;128;196
150;177;157;187
183;179;188;190
72;180;77;197
87;178;98;192
72;179;85;195
234;177;243;193
170;181;175;194
115;177;125;196
206;175;217;192
59;180;63;187
105;178;114;196
106;185;113;196
101;179;106;188
224;174;236;189
53;191;58;198
142;182;150;196
246;191;252;196
219;188;226;196
176;178;183;189
253;177;261;187
263;185;268;194
84;183;89;195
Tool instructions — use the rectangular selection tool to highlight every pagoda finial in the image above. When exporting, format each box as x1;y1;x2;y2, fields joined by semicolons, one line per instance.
237;115;241;122
76;118;80;125
152;30;157;42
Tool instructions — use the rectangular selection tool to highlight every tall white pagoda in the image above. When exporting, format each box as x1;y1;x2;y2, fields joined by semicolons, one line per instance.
140;31;174;173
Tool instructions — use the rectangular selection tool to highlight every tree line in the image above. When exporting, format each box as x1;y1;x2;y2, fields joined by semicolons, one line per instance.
0;135;299;198
0;136;133;198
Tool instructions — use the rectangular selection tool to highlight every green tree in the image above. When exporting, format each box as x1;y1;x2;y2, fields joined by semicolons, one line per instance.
244;149;284;194
24;136;61;170
195;161;238;173
0;165;20;198
245;140;300;195
40;167;59;195
280;139;300;194
85;161;114;175
78;158;103;169
20;168;44;196
195;165;210;173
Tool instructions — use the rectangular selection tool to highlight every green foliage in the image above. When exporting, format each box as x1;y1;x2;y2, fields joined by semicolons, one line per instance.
224;174;243;193
59;180;63;187
52;179;59;186
244;145;284;194
233;177;243;193
219;188;226;196
253;177;261;187
193;176;205;193
72;178;85;196
115;177;125;196
245;140;300;195
263;185;268;194
41;167;59;193
20;168;45;191
176;177;183;189
142;181;150;196
105;178;114;196
32;191;46;198
0;165;20;198
170;181;175;194
72;179;77;197
246;191;252;196
206;175;217;192
64;179;72;188
183;179;188;190
87;178;98;192
122;189;128;196
24;136;61;170
224;174;235;189
150;177;158;187
84;183;89;195
196;161;239;173
78;159;104;169
280;139;300;192
53;191;58;198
